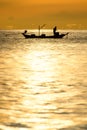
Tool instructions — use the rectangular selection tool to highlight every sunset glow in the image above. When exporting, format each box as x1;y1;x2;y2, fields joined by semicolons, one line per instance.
0;0;87;29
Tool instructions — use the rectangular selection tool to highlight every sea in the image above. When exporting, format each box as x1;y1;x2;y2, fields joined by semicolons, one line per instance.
0;29;87;130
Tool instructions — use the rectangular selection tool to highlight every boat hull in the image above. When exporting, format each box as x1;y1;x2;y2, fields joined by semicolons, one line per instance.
22;33;68;39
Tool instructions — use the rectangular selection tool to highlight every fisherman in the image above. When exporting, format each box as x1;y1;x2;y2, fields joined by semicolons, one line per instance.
24;30;27;34
53;26;59;36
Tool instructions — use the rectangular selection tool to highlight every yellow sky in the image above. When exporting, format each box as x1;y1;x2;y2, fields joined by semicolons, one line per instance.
0;0;87;29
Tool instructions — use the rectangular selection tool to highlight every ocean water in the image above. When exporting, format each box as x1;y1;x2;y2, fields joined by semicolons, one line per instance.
0;30;87;130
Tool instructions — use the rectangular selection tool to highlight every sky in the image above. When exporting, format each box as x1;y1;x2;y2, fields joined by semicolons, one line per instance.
0;0;87;29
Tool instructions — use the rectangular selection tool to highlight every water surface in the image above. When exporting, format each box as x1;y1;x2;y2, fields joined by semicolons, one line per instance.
0;30;87;130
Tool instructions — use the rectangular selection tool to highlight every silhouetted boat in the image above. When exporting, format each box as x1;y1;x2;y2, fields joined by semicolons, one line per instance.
22;26;69;39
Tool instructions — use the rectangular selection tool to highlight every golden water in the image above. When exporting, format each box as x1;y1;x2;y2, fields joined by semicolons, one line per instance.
0;30;87;130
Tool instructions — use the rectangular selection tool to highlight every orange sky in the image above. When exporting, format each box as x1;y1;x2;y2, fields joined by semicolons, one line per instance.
0;0;87;29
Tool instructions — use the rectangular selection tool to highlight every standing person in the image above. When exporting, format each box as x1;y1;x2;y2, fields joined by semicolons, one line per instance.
53;26;59;36
53;26;57;35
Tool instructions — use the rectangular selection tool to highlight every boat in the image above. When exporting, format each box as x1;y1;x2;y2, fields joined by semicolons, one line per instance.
22;26;69;39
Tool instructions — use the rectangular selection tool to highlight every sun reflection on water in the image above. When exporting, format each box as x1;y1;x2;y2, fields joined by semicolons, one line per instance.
23;50;57;84
14;48;79;129
0;39;87;130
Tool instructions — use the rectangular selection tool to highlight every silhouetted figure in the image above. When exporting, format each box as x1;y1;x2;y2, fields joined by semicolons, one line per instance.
53;26;59;36
53;26;57;34
24;30;27;34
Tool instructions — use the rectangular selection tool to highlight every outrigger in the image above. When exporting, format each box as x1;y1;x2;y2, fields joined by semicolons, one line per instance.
22;26;69;39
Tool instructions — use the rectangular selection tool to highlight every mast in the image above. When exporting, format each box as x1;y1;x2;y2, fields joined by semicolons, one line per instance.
38;25;40;36
38;24;46;36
